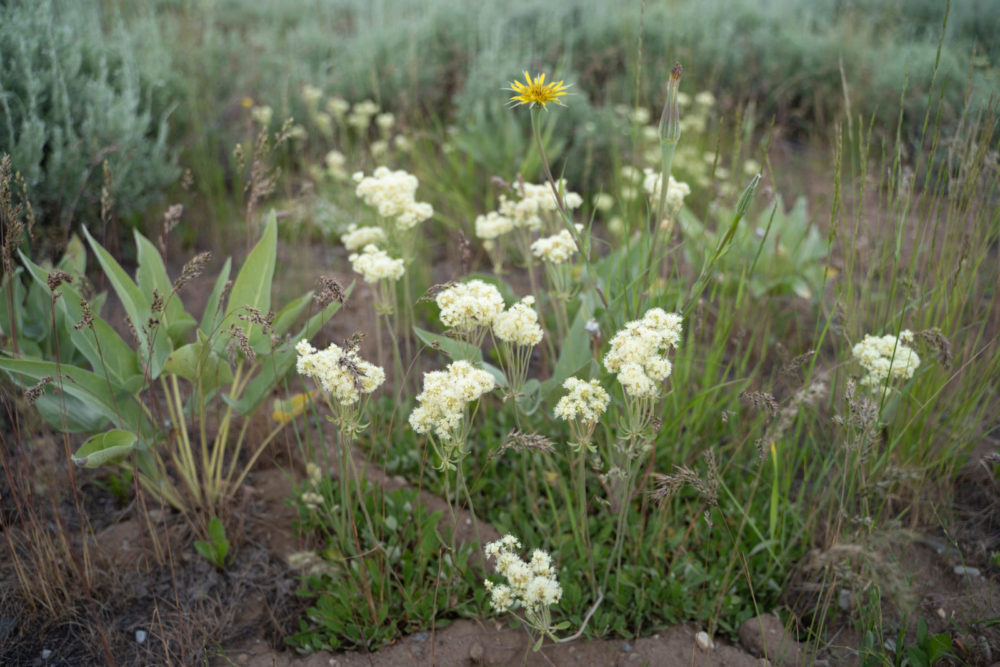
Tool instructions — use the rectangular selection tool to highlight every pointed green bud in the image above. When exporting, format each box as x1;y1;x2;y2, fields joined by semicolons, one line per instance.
657;63;683;146
736;173;762;218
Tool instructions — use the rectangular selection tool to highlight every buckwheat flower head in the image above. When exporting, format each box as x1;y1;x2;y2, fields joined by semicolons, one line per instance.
325;150;347;178
301;84;323;106
554;377;610;424
483;535;562;613
852;330;920;387
604;308;683;398
642;169;691;211
408;361;496;442
483;581;516;613
354;166;433;230
531;226;582;264
348;244;404;283
435;280;505;332
475;210;515;240
492;296;543;346
592;193;614;212
296;339;385;405
326;97;350;118
341;224;387;251
251;105;273;127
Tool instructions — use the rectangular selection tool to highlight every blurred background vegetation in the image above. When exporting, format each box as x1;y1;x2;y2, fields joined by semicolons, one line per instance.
2;0;996;246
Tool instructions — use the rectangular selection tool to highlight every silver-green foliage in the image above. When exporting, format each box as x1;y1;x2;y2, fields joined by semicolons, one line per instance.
0;0;179;229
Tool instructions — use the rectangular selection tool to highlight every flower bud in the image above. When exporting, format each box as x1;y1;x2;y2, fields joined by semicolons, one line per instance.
657;63;683;145
736;173;761;218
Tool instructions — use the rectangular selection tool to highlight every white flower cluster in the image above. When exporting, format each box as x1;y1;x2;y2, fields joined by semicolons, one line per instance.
348;244;405;283
554;377;610;424
603;308;683;398
642;169;692;212
852;330;920;387
324;150;347;179
483;535;562;613
474;211;515;240
492;296;543;346
353;167;434;230
530;226;582;264
296;340;385;406
435;280;505;333
408;361;496;442
475;179;583;238
341;224;387;251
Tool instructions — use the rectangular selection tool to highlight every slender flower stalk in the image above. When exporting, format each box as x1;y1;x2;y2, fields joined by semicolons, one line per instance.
640;63;683;311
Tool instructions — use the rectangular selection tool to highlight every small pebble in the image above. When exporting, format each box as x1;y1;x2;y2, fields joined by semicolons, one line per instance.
413;631;429;643
41;649;52;660
954;565;980;577
469;641;485;663
621;641;632;652
838;589;852;611
135;630;147;644
695;631;714;651
937;608;947;619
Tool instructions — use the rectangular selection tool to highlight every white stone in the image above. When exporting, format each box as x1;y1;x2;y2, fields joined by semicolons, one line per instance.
695;631;714;651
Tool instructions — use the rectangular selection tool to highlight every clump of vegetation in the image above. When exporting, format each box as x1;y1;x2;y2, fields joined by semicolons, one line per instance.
1;1;998;665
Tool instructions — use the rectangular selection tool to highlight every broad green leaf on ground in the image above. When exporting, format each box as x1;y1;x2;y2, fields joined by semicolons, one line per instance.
220;211;277;355
134;229;196;344
72;429;137;467
82;226;171;378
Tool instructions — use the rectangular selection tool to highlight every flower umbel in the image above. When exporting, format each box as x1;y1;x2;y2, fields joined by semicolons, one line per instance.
508;71;569;110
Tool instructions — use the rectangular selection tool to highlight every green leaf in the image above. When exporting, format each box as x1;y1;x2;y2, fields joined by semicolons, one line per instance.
200;257;232;338
0;268;26;338
225;283;352;416
413;327;482;363
163;341;234;394
539;301;593;401
82;225;170;379
222;211;277;352
134;229;196;344
271;292;312;338
18;251;140;391
56;234;87;275
34;392;110;433
0;357;151;437
72;429;137;467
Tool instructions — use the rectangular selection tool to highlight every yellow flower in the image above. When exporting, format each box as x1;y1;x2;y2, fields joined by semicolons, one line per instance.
271;391;317;423
507;71;569;109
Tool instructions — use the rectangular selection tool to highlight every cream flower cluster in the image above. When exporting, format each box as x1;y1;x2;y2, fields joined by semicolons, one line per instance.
554;377;610;424
492;296;543;346
478;179;583;235
348;244;405;283
530;226;582;264
353;167;434;230
341;224;387;251
603;308;683;398
852;330;920;387
474;210;515;240
642;169;692;212
435;280;505;333
296;340;385;406
483;535;562;613
408;361;496;442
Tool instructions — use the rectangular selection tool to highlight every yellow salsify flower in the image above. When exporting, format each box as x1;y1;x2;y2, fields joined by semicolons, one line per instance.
271;390;319;423
507;71;570;109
